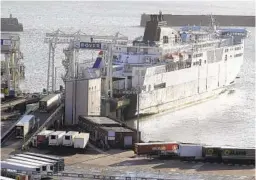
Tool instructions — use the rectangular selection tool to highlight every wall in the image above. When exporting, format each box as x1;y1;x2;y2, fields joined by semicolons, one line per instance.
87;78;101;116
64;80;74;125
65;77;102;125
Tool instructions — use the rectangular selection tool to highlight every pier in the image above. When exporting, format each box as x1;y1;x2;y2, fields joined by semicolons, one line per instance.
140;14;255;27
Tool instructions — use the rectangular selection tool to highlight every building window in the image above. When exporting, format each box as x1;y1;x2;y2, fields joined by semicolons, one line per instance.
225;55;227;61
199;59;202;66
204;60;206;64
163;36;169;44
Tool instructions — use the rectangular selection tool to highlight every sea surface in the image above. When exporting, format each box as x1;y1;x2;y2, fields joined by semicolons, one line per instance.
1;1;255;148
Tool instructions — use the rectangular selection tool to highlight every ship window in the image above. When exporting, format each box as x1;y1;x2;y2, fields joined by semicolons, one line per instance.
163;36;169;44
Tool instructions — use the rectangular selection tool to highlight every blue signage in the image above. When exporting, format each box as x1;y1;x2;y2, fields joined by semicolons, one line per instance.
80;42;101;50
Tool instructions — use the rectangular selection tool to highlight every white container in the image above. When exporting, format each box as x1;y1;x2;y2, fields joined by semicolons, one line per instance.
7;156;54;173
15;115;35;138
1;161;41;174
178;143;203;159
62;131;79;146
48;131;66;146
73;133;90;149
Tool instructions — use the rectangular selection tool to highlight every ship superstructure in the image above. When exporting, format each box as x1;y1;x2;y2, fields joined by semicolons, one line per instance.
109;12;248;119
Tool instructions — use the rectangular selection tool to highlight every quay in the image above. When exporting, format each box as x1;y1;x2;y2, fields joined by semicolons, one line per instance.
140;14;255;27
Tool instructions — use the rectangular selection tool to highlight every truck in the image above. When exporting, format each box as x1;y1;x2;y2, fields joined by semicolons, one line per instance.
39;93;62;112
36;130;55;148
178;143;203;160
48;131;66;146
62;131;79;147
15;115;35;139
73;133;90;149
220;146;255;164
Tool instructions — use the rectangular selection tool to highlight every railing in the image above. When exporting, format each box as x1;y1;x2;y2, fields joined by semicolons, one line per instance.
1;169;177;180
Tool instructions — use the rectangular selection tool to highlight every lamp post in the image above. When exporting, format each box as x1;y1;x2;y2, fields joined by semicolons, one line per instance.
137;87;140;143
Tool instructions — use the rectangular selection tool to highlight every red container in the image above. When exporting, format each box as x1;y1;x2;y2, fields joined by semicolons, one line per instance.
135;142;179;155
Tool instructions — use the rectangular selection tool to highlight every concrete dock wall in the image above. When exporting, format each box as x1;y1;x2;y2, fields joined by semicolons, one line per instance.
140;14;255;27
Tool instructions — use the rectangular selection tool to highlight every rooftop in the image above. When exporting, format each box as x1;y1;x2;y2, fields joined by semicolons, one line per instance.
79;116;121;126
100;126;134;133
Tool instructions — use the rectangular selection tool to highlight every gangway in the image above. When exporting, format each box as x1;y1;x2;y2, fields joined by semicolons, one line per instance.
1;104;63;148
1;104;39;145
22;104;64;150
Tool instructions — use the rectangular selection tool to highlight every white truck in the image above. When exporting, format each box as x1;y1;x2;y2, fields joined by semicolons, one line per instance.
178;143;203;160
62;131;79;147
73;133;90;149
15;115;36;138
48;131;66;146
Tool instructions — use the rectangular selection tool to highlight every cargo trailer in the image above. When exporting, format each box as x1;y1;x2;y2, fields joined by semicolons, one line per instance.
15;115;35;139
0;161;41;174
202;146;222;161
5;158;53;174
62;131;79;146
39;93;62;112
134;142;179;156
24;152;65;171
49;131;66;146
220;146;255;163
14;154;59;172
0;176;16;180
36;130;54;148
73;133;90;149
7;157;55;173
178;143;203;160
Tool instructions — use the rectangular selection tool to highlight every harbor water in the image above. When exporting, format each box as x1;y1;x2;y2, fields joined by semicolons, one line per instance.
1;1;255;148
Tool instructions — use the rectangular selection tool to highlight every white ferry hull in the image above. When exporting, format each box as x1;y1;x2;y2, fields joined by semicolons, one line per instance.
124;52;243;119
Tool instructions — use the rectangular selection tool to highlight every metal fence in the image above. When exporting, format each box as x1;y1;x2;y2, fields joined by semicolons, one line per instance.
1;169;175;180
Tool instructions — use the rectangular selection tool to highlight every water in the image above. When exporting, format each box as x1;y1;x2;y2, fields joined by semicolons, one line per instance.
1;1;255;148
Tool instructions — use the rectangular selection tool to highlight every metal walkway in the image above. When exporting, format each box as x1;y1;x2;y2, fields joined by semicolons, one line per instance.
1;104;64;148
22;104;64;149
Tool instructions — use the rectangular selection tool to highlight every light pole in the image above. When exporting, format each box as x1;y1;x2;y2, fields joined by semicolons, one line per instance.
137;87;140;143
55;66;61;92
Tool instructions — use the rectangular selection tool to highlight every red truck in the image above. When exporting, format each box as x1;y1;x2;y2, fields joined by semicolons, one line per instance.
134;142;179;156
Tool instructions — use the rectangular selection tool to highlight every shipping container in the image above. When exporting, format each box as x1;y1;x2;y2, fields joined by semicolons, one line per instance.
73;133;90;149
8;156;56;173
62;131;79;146
5;158;53;174
24;152;65;171
220;147;255;161
178;143;203;160
0;161;41;174
36;130;54;148
0;175;16;180
135;142;179;156
49;131;66;146
39;93;62;112
15;115;35;139
14;154;59;172
202;146;222;160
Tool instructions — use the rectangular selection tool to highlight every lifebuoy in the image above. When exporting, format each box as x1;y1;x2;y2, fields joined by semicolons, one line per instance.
207;149;213;154
224;150;230;156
